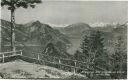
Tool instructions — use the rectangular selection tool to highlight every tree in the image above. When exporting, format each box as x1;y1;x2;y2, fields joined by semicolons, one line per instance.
90;31;108;68
74;50;83;61
110;36;127;79
0;25;1;52
56;41;67;53
44;43;60;57
80;31;103;64
1;0;42;52
77;30;109;78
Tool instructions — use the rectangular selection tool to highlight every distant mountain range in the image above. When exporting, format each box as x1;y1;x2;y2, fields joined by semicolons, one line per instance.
54;23;92;54
1;19;127;56
54;22;127;55
55;23;91;38
89;22;118;27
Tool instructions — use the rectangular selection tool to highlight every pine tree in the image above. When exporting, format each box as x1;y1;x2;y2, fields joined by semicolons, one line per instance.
74;50;83;61
91;31;108;68
111;36;127;79
80;35;91;59
1;0;42;51
78;30;109;79
80;31;107;67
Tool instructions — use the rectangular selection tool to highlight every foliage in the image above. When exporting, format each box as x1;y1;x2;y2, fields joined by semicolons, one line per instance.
81;30;108;68
43;42;70;58
43;43;60;57
74;50;83;61
1;0;42;51
1;0;42;10
74;30;109;78
110;36;127;79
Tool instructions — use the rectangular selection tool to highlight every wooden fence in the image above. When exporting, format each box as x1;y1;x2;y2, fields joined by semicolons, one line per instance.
0;50;106;74
0;50;22;63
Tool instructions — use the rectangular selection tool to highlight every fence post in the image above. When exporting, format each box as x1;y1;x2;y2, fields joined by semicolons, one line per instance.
74;61;76;74
2;54;4;63
59;59;61;69
38;54;40;60
20;50;22;56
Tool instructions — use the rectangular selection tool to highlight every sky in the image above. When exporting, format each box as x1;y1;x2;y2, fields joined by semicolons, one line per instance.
1;1;128;27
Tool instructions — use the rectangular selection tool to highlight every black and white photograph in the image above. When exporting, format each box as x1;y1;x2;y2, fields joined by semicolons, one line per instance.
0;0;127;79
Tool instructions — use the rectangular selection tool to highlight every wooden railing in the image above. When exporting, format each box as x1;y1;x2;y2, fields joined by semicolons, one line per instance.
20;53;106;74
0;50;22;63
0;50;106;74
38;53;106;71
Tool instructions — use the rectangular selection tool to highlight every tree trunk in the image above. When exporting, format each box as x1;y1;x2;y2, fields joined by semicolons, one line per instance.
11;9;16;52
0;24;1;52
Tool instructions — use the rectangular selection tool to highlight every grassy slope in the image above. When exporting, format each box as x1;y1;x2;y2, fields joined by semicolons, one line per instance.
0;60;85;79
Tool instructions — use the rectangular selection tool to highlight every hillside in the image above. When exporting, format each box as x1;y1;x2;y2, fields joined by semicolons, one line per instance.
23;20;71;45
55;23;127;55
61;23;91;38
1;19;71;58
1;19;126;56
0;60;85;78
93;24;127;55
54;23;92;54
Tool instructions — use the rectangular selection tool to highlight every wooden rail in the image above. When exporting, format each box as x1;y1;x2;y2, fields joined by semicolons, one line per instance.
38;53;106;71
0;50;22;63
0;50;106;74
20;55;89;74
27;53;106;73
